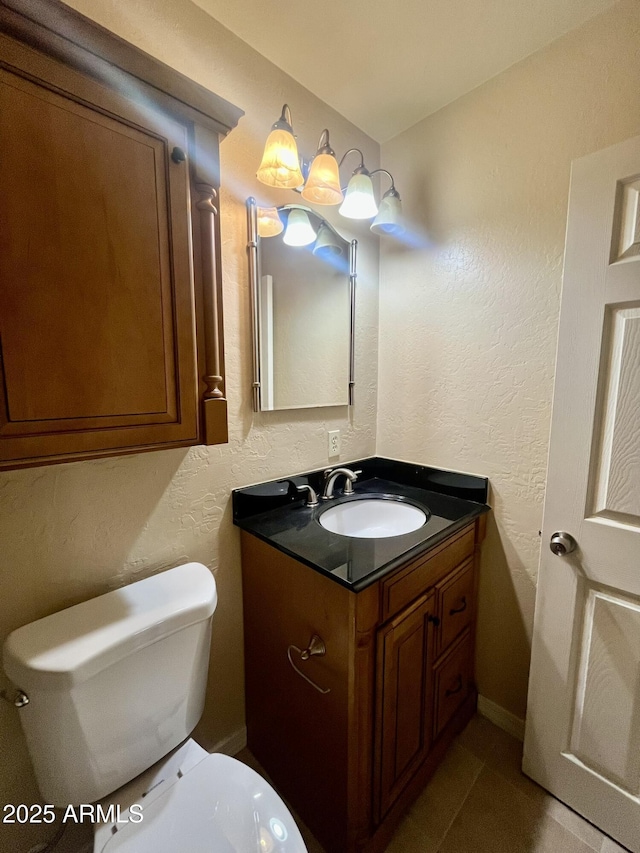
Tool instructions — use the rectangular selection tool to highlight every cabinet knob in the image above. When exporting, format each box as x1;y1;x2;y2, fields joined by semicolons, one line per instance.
428;614;440;627
171;146;186;163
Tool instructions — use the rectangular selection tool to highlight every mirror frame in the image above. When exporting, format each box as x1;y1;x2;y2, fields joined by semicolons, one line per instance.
246;197;357;412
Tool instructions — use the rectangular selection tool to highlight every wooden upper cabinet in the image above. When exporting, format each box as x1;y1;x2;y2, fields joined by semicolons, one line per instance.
0;65;196;454
0;0;243;469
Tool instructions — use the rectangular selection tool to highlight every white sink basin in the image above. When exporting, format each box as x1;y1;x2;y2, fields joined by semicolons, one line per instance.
319;498;427;539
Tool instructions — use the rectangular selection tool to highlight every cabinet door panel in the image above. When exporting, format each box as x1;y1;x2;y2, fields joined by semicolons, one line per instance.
0;58;198;466
434;629;474;738
436;558;475;656
375;593;435;820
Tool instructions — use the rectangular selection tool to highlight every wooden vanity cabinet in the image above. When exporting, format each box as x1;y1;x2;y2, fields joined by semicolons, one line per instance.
0;0;242;469
241;515;486;853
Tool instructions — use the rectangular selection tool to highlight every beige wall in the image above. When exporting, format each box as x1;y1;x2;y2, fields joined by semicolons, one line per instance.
4;0;640;848
377;0;640;719
0;1;379;849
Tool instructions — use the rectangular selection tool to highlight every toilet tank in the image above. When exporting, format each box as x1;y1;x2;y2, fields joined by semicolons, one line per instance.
3;563;217;806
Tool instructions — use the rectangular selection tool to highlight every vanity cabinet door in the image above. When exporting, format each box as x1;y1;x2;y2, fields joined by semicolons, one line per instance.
374;592;436;821
433;629;474;738
435;557;475;655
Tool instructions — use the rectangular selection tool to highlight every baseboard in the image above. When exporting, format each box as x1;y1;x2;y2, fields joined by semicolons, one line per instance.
211;726;247;756
477;694;525;741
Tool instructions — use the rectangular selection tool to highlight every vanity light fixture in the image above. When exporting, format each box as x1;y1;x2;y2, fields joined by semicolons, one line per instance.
338;149;378;220
256;206;284;238
282;208;317;247
300;129;343;206
256;104;304;189
312;222;345;257
369;170;404;236
257;105;404;234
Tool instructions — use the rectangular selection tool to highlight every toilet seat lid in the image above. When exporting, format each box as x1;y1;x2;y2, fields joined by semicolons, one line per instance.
99;753;307;853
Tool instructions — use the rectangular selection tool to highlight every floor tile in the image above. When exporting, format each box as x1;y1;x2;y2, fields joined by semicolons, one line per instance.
438;765;595;853
454;712;503;763
484;723;604;851
480;729;604;851
485;724;545;800
543;797;604;851
385;742;483;853
236;718;627;853
601;837;632;853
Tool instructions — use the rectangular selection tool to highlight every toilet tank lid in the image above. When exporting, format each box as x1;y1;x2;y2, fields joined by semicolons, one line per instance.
3;563;217;690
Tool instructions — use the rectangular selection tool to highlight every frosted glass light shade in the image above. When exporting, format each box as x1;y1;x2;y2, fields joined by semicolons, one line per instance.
301;154;344;205
257;128;304;189
313;223;343;257
257;207;284;237
283;209;317;246
370;192;404;236
339;173;378;219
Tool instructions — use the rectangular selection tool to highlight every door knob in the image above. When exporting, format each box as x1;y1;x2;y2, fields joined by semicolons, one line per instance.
549;531;577;556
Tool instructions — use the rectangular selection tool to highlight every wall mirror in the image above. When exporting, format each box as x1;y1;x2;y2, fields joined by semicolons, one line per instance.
247;197;356;412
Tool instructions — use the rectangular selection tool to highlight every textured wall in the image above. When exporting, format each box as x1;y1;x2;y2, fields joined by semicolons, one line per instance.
4;1;640;849
0;2;379;849
377;0;640;719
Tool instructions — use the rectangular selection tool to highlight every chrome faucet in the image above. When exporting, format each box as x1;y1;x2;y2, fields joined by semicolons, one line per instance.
322;467;361;500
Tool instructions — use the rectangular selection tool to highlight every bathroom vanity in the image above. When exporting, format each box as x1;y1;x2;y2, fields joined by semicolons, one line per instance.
234;459;489;853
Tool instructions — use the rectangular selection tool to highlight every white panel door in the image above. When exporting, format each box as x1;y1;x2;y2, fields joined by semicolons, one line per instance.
524;135;640;853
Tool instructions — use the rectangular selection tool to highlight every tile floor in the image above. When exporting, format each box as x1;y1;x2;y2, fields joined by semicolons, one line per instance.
239;714;631;853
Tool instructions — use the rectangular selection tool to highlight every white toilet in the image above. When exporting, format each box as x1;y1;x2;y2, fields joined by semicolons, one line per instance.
3;563;307;852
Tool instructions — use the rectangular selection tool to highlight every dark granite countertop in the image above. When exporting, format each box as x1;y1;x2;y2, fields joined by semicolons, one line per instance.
233;458;490;591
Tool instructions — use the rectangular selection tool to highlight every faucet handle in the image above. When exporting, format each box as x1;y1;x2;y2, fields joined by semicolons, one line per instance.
343;469;362;495
296;484;319;507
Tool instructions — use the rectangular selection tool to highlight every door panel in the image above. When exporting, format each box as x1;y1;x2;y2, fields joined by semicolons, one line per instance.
569;589;640;795
590;304;640;522
524;134;640;852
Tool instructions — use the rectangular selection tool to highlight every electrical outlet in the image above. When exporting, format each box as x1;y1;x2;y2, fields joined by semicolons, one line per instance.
328;429;341;458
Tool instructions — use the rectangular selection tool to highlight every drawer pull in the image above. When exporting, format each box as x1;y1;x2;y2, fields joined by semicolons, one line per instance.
445;674;463;697
449;596;467;616
287;634;331;695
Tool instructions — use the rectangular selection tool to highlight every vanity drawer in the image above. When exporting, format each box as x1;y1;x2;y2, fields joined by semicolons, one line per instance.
436;558;474;655
433;629;474;738
381;525;475;620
